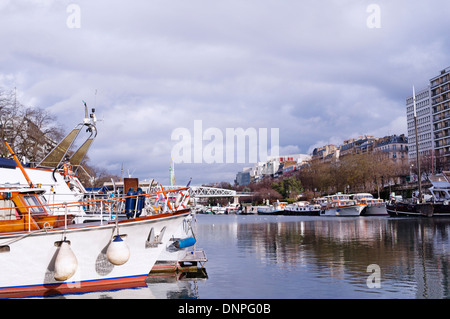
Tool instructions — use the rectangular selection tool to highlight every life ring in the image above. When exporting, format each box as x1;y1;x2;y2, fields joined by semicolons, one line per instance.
63;163;73;181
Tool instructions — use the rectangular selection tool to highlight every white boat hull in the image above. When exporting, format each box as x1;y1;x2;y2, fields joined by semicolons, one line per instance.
320;205;365;217
362;205;388;216
0;211;190;297
155;213;195;263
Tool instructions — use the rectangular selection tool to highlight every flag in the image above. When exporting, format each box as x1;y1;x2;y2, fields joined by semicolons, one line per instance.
169;157;175;186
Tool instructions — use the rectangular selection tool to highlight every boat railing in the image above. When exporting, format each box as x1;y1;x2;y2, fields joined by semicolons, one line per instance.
0;186;191;232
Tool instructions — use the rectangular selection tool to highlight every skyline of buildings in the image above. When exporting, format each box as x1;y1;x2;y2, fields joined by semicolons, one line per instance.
235;134;408;186
236;64;450;186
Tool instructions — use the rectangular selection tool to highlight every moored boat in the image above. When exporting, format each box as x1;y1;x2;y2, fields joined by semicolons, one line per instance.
320;193;366;217
0;107;203;297
284;201;321;216
386;173;450;217
257;200;287;215
0;185;191;297
352;193;388;216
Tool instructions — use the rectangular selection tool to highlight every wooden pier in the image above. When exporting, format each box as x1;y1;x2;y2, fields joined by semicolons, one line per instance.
149;249;208;274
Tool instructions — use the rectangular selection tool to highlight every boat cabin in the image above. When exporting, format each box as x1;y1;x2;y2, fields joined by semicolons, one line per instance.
428;174;450;202
0;187;71;233
359;198;384;207
326;200;358;209
325;193;351;202
352;193;374;201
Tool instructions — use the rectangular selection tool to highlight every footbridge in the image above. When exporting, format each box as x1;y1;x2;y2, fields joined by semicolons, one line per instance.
151;185;252;199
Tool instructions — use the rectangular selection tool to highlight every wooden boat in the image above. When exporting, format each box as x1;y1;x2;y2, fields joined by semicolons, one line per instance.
319;193;366;217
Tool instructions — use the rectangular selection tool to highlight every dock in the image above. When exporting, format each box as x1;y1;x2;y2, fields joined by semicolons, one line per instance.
149;249;208;274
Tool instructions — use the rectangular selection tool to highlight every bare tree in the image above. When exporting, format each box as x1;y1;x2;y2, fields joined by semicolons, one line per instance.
0;89;64;163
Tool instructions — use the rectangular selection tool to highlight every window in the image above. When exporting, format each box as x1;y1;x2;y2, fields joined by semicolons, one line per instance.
23;195;46;214
0;199;18;220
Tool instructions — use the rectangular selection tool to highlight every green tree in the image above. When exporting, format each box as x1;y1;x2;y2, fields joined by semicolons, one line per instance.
272;176;302;199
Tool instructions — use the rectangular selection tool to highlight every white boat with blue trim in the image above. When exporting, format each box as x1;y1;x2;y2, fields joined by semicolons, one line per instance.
0;183;191;298
0;107;199;297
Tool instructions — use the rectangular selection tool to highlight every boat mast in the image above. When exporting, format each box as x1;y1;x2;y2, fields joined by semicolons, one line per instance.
413;86;422;200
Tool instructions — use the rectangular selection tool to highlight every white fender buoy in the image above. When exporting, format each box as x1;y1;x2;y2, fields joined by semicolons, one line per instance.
106;235;130;266
54;241;78;281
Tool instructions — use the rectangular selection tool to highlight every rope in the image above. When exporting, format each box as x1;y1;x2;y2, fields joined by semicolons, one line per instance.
0;228;47;246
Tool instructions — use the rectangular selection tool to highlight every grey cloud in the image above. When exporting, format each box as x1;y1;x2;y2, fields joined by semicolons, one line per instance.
2;0;450;184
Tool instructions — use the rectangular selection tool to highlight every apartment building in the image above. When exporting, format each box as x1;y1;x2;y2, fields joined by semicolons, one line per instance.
339;136;376;157
234;154;311;185
406;66;450;170
374;134;408;165
311;135;407;163
311;144;338;161
406;85;432;161
430;66;450;168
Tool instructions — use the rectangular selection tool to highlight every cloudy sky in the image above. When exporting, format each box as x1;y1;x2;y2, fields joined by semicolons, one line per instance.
1;0;450;185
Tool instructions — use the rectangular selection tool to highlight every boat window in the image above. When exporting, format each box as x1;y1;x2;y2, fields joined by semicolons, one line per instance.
0;199;18;220
23;195;46;214
39;195;48;205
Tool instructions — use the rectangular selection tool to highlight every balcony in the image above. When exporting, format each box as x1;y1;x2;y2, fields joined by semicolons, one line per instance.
435;138;450;149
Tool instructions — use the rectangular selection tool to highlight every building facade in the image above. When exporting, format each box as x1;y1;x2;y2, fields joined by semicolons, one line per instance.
406;86;432;161
430;66;450;169
406;66;450;171
235;154;311;185
374;134;408;165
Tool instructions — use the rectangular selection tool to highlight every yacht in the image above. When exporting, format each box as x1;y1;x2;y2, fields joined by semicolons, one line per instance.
352;193;388;216
284;201;321;216
257;200;287;215
320;193;366;217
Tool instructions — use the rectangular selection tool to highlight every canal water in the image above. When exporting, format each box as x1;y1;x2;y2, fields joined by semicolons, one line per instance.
38;214;449;299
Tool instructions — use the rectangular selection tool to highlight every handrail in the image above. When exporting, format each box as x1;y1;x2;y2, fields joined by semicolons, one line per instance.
0;186;190;213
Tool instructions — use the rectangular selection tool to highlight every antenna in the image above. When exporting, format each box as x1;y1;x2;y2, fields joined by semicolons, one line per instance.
127;168;136;178
82;100;90;124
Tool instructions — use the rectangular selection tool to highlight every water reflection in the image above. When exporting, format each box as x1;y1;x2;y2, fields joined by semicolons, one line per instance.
20;269;208;299
17;215;449;299
196;215;449;299
232;216;450;299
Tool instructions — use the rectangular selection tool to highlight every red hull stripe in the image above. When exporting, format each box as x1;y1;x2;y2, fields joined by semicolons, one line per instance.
0;274;148;298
